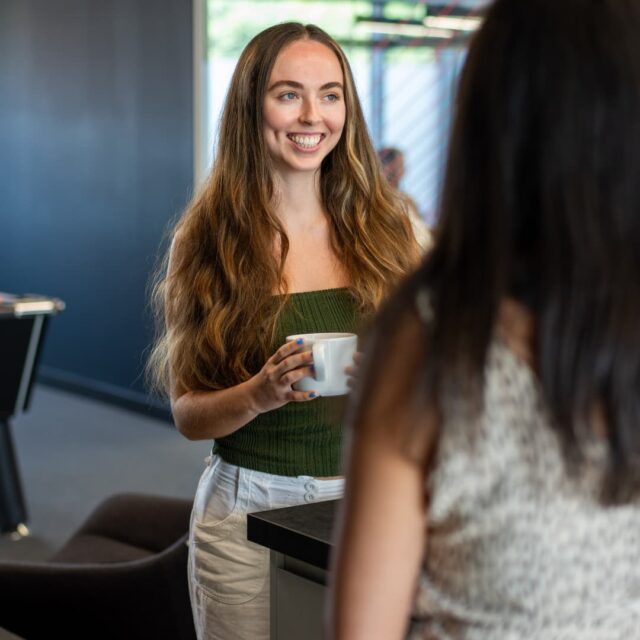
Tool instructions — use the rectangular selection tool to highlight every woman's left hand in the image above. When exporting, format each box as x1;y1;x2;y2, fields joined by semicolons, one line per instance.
345;351;362;390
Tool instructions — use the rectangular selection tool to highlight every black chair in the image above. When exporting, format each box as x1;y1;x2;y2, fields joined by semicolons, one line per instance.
0;493;196;640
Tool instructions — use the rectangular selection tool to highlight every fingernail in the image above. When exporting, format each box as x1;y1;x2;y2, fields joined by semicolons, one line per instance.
296;338;303;345
309;392;316;398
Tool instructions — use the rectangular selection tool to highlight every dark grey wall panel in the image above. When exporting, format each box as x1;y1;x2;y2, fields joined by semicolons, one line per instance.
0;0;193;416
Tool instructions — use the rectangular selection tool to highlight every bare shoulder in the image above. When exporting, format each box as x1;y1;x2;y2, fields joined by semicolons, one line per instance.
169;226;191;259
167;226;197;276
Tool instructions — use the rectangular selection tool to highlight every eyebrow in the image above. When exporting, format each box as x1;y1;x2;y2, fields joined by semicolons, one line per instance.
267;80;344;92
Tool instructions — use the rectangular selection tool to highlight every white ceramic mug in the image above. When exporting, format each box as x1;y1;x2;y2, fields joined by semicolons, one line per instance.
285;332;358;397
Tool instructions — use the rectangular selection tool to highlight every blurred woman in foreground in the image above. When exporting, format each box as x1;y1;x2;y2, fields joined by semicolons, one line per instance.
330;0;640;637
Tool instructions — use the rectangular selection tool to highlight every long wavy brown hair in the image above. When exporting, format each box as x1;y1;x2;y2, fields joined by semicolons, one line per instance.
148;22;420;396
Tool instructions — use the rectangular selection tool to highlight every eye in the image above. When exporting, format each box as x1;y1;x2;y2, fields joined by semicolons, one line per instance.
323;93;341;103
279;91;298;101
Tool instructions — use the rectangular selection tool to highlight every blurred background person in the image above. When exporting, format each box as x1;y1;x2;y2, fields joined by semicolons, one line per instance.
378;146;432;251
330;0;640;638
377;146;406;191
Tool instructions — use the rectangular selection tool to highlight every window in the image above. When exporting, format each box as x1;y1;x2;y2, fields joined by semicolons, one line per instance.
197;1;480;224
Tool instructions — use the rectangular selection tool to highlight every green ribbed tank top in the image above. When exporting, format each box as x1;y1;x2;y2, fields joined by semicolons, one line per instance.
214;288;361;477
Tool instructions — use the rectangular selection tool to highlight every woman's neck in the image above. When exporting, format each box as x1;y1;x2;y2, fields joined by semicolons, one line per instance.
272;169;325;229
270;168;348;293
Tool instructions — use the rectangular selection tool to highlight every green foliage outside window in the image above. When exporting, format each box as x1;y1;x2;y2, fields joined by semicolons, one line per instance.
206;1;442;63
207;1;370;57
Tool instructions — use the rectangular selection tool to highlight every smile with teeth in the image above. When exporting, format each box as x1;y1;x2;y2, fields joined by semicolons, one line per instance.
288;134;324;149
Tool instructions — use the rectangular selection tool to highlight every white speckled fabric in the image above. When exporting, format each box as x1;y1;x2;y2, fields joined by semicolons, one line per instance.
410;313;640;639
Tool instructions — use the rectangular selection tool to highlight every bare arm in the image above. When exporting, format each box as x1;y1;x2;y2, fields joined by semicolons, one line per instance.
328;309;436;639
171;339;315;440
166;233;315;441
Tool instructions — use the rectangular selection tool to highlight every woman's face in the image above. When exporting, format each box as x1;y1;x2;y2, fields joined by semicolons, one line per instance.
263;39;346;177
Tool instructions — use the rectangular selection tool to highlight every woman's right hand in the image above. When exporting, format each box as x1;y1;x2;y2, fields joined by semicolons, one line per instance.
247;339;317;414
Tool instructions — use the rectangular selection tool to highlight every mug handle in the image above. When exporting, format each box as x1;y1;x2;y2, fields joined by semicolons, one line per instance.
312;341;327;382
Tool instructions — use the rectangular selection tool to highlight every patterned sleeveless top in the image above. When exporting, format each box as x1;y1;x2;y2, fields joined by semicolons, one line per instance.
410;291;640;639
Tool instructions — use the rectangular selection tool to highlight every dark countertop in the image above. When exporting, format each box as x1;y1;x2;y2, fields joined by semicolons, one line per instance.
247;499;339;570
0;294;64;318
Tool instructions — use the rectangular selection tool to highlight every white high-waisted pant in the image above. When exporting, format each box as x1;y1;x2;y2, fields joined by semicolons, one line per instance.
188;454;344;640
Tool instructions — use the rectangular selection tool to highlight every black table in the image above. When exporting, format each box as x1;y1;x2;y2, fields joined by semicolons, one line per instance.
248;500;339;640
247;499;336;570
0;293;64;536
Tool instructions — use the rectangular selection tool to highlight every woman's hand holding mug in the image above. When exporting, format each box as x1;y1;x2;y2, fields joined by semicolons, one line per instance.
248;338;316;414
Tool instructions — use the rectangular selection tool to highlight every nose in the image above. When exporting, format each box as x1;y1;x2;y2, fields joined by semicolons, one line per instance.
299;98;320;125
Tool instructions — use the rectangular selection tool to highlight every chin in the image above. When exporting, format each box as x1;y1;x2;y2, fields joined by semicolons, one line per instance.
279;158;324;174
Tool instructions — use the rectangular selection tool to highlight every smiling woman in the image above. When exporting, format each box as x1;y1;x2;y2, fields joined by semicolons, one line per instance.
147;21;420;640
263;40;346;174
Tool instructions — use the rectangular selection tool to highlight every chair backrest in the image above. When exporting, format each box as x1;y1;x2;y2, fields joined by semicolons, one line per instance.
0;493;196;640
